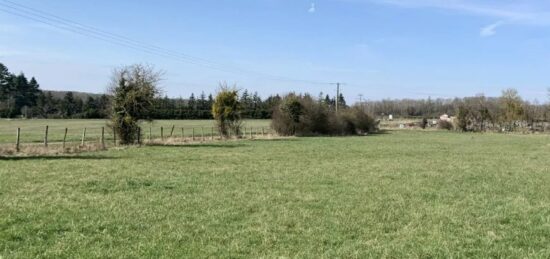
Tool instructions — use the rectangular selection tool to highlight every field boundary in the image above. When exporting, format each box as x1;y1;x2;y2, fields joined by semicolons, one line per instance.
0;125;276;155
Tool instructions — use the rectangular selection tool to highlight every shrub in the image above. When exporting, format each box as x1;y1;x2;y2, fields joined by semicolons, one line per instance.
272;94;376;136
438;120;454;130
109;64;161;145
271;94;304;136
421;118;428;129
212;83;243;137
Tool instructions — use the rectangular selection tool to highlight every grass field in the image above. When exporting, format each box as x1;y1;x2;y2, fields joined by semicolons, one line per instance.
0;119;271;145
1;130;550;257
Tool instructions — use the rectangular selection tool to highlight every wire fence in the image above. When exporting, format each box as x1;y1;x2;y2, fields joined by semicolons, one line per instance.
0;125;276;154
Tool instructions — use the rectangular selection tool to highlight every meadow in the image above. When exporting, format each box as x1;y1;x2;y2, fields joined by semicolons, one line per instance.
0;119;271;145
1;129;550;257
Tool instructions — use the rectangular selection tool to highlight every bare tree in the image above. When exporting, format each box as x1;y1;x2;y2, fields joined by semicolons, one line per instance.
499;89;524;131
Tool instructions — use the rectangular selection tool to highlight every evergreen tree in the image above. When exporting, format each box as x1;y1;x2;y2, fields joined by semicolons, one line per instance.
61;92;76;118
252;92;262;118
199;91;207;118
207;93;214;109
324;94;334;110
97;94;110;117
240;89;251;117
188;93;196;119
338;93;347;109
27;77;41;106
83;96;99;118
0;63;11;102
11;73;29;117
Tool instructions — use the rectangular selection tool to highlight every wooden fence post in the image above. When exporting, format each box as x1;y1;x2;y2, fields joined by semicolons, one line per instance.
161;127;164;141
101;127;105;149
201;127;205;142
137;127;141;146
250;127;253;139
243;127;247;139
262;127;265;137
192;128;195;141
63;128;68;149
113;127;117;146
16;128;20;152
182;128;185;141
149;126;152;141
81;128;86;146
44;125;49;147
170;125;175;137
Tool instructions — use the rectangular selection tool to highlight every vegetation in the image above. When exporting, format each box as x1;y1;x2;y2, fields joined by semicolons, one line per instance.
499;89;525;131
362;94;549;129
109;64;162;145
0;119;270;145
0;63;41;118
272;93;376;136
2;131;550;257
437;119;454;130
0;63;285;120
2;60;548;132
212;84;243;137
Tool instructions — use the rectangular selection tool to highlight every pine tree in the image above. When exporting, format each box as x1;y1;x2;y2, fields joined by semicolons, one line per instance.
61;92;76;118
83;96;99;118
338;93;347;109
27;77;41;106
188;93;196;119
199;91;207;118
11;73;29;117
0;63;11;102
240;90;250;118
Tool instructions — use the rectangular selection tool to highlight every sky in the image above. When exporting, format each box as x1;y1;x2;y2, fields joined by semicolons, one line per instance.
1;0;549;103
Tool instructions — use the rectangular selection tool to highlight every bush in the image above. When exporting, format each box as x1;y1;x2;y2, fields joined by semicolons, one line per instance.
438;120;454;130
421;118;428;129
109;64;161;145
272;94;376;136
212;84;243;137
271;94;304;136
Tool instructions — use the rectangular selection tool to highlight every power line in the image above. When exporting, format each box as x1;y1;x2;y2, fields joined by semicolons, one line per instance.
0;0;332;85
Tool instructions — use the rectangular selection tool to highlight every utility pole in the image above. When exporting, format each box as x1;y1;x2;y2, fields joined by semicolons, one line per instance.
358;94;364;110
330;82;346;112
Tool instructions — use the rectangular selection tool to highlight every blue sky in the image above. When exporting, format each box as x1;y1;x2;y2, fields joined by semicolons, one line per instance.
1;0;549;102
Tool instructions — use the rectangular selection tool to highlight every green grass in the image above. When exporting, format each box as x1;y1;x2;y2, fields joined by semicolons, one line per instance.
0;119;271;144
1;131;550;257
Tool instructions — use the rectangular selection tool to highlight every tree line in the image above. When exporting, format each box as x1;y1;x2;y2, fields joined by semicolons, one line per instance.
361;90;550;132
4;61;548;133
1;62;352;120
362;94;549;119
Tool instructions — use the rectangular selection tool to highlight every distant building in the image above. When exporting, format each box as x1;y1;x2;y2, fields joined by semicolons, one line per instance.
440;114;451;122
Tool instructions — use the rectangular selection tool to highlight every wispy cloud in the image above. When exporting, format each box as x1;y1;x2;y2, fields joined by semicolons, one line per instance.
349;0;550;35
366;0;532;20
308;2;316;13
480;21;504;37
